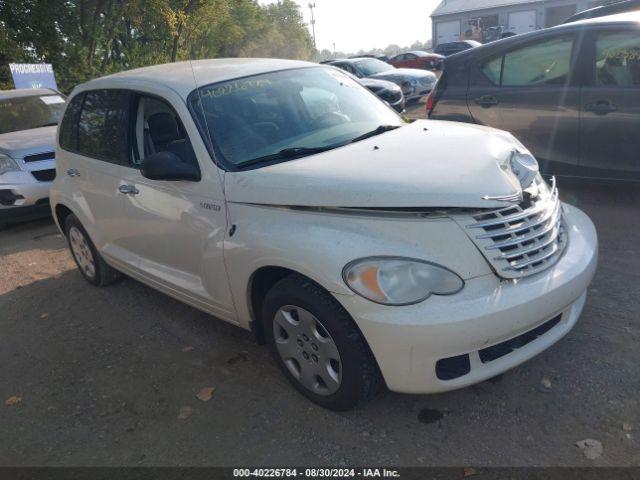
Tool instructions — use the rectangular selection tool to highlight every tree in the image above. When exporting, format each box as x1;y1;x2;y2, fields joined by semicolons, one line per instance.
0;0;314;92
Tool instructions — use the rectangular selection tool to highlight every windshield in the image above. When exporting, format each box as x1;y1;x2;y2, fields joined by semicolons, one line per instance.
356;59;395;76
0;94;66;135
190;66;403;169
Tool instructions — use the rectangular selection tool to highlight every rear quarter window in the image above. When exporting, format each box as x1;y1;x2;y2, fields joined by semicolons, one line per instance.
480;56;502;85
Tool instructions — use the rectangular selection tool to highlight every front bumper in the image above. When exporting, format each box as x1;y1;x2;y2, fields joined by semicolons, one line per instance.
334;204;598;394
0;170;53;221
404;85;434;101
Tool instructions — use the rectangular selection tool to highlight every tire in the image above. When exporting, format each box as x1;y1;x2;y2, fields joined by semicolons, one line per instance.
65;214;121;287
262;273;381;411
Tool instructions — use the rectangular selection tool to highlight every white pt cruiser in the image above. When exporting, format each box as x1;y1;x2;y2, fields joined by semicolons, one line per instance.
51;59;598;410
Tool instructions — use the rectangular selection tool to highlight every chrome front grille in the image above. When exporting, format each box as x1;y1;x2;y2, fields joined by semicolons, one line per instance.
456;177;567;279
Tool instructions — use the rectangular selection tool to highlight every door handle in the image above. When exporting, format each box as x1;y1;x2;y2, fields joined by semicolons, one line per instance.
66;168;80;177
475;95;499;108
585;101;617;115
118;184;139;195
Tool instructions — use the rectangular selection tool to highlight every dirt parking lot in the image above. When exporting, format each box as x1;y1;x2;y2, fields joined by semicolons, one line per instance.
1;106;638;466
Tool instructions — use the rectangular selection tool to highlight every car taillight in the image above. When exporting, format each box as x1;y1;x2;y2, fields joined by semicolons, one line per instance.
426;89;435;115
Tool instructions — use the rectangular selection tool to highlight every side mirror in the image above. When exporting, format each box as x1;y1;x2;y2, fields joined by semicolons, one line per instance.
140;151;201;182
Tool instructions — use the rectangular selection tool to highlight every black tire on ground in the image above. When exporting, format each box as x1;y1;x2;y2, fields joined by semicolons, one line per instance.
262;273;382;411
64;214;121;287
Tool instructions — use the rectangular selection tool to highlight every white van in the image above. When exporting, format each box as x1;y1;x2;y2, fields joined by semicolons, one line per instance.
50;59;598;410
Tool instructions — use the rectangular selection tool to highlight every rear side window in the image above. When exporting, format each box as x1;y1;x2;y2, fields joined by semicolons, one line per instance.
77;90;131;164
59;94;84;151
595;31;640;87
479;36;574;87
481;56;502;85
502;36;574;86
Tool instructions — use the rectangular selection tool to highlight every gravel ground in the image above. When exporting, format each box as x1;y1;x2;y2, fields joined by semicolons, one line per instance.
0;113;638;466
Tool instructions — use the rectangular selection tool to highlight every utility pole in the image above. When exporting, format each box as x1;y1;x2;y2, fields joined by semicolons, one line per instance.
332;42;336;55
308;2;317;49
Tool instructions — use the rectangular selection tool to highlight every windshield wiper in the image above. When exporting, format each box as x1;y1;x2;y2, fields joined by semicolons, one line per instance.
237;145;343;169
350;124;401;144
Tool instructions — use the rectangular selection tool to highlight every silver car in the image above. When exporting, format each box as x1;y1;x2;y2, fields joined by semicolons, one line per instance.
0;88;65;226
329;58;437;101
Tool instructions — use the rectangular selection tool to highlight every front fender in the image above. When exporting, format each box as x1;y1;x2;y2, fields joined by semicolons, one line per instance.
224;203;492;328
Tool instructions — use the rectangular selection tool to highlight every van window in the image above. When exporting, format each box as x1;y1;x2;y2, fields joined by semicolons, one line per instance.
59;94;83;151
132;95;199;171
77;89;131;164
595;31;640;87
502;36;574;86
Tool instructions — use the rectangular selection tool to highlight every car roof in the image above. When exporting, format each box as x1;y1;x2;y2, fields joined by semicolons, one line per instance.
73;58;317;99
340;57;382;64
564;0;640;23
0;88;57;100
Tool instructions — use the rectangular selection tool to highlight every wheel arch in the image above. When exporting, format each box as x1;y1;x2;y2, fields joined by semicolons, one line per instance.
53;203;75;235
245;267;379;375
247;265;299;344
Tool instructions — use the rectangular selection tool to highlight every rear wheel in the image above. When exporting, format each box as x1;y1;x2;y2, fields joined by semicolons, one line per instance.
65;214;120;287
263;274;381;411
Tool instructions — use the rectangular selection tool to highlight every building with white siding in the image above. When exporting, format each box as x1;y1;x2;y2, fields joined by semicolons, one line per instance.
431;0;621;46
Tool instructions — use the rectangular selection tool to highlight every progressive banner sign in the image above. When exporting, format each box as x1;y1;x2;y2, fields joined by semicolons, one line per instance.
9;63;58;90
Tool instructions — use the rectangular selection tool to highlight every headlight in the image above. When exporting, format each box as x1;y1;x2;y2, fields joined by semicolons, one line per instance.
0;154;20;175
510;150;539;189
343;257;464;306
409;79;419;86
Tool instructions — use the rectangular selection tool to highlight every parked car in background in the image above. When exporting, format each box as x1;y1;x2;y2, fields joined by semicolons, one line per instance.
329;58;437;101
320;62;406;111
563;0;640;23
0;88;65;227
357;76;405;112
429;12;640;180
434;40;481;56
51;59;597;411
388;51;444;71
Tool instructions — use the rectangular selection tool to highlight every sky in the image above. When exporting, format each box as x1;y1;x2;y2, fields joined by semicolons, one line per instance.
260;0;442;53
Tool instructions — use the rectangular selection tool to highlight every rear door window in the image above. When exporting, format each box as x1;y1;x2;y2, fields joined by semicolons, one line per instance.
502;36;574;86
59;94;84;151
595;31;640;87
77;89;131;164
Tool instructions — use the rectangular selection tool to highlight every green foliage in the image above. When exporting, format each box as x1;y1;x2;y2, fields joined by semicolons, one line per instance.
0;0;315;92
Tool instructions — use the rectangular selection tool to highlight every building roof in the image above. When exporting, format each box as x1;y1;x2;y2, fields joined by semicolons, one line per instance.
431;0;540;17
74;58;316;100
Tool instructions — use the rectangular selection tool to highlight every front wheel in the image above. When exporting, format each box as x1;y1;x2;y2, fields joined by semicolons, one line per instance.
262;274;381;411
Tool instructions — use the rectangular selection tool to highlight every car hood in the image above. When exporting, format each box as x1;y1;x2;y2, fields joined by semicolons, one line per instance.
358;77;400;92
369;68;436;82
225;120;525;209
0;126;57;157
